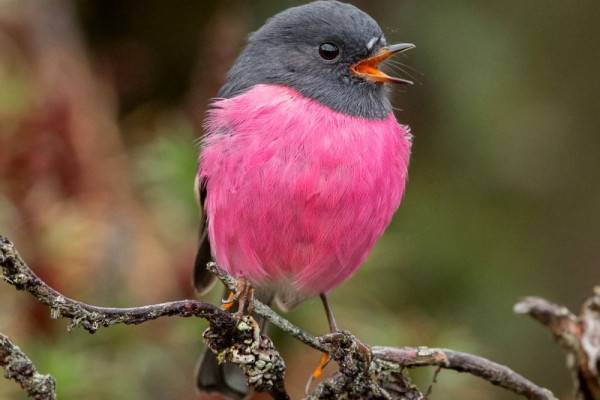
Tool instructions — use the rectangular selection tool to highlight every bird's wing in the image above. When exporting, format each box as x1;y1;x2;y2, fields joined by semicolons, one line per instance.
193;174;216;294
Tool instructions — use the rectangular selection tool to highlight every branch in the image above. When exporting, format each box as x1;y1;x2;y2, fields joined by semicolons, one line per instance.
0;236;234;333
0;236;289;399
208;261;556;399
1;235;556;399
0;333;56;400
516;292;600;400
372;346;557;400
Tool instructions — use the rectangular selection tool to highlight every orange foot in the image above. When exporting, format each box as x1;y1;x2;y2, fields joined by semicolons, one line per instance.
220;278;254;316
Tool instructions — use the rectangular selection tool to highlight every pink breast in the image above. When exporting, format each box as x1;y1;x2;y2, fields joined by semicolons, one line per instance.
199;84;411;296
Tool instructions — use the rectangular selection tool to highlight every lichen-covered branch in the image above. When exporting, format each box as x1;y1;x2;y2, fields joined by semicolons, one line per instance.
203;314;289;400
0;333;56;400
307;332;426;400
372;346;557;400
0;236;234;333
1;235;556;399
0;236;289;399
516;290;600;400
206;260;554;398
208;261;556;399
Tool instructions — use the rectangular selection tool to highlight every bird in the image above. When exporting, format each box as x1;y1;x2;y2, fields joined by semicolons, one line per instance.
193;1;414;398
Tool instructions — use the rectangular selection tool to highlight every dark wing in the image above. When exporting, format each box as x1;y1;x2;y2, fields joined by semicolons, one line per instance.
193;175;216;294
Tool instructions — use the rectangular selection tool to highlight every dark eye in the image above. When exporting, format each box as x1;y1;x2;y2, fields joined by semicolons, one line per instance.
318;42;340;61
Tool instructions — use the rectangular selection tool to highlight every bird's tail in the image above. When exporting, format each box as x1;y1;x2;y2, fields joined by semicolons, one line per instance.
195;350;249;399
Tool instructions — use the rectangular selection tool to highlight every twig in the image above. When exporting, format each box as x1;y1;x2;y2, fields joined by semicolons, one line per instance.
516;292;600;400
0;333;56;400
372;346;557;400
0;236;234;333
1;235;556;399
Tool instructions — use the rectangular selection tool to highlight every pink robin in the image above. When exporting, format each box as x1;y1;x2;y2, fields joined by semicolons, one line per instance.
193;1;414;398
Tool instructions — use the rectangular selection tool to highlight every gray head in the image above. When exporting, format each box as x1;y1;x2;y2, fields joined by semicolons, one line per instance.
218;0;414;119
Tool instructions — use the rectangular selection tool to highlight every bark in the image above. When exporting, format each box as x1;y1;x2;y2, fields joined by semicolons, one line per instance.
1;235;560;399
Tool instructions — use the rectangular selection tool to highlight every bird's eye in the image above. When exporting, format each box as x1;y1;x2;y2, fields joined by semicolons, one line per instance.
318;42;340;61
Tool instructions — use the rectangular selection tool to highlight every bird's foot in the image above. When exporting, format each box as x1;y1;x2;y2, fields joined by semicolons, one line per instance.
234;277;254;317
220;277;255;317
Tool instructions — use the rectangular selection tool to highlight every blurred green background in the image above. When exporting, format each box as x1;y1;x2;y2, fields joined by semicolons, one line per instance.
1;0;598;399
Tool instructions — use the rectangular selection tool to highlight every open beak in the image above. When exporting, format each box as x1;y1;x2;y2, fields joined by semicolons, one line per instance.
351;43;415;85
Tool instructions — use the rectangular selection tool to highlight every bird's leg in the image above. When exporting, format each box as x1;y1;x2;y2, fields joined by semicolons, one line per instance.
305;293;337;394
320;292;338;333
312;294;337;377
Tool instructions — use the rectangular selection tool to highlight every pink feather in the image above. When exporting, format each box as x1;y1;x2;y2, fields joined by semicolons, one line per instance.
199;84;411;302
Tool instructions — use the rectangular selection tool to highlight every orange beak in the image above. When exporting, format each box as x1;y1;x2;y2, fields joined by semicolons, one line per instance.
351;43;415;85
